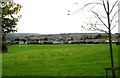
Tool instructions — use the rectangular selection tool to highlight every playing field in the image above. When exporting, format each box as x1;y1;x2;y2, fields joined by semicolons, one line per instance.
2;44;119;76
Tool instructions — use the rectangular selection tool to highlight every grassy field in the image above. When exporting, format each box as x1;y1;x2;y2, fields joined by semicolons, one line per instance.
2;44;119;76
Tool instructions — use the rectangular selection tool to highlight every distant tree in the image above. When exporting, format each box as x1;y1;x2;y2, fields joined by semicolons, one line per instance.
71;37;74;40
25;36;29;39
35;39;39;43
94;34;102;39
94;33;108;39
101;33;108;39
0;0;22;52
67;37;74;41
82;35;88;41
89;35;93;39
43;37;48;41
68;0;119;77
14;38;20;41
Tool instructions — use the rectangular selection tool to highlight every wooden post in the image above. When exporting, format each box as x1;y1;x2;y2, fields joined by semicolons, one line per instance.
105;67;120;78
105;69;108;78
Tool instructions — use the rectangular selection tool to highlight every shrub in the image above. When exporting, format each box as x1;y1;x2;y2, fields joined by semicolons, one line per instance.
43;42;53;44
116;42;120;45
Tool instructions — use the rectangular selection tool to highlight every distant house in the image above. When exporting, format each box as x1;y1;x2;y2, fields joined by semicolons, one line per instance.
13;38;27;44
19;41;24;44
53;41;63;44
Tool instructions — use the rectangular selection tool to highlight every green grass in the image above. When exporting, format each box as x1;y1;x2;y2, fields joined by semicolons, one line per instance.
2;44;119;76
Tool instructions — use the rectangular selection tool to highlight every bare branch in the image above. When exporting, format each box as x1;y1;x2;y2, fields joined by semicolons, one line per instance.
91;11;109;29
101;16;108;19
84;22;104;26
95;27;108;33
111;9;120;23
81;2;103;10
82;25;97;32
93;21;108;33
10;14;14;19
69;2;103;15
82;21;108;34
99;0;103;2
103;0;108;14
110;0;119;14
107;0;110;13
111;21;119;30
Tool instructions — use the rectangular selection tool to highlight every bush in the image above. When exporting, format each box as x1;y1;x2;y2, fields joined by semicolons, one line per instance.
116;42;120;45
87;41;94;44
93;42;99;44
43;42;53;44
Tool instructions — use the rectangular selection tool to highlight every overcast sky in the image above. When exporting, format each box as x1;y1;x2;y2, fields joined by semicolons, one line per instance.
15;0;118;34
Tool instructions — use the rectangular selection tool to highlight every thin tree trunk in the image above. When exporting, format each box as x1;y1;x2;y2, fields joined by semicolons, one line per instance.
107;1;115;76
108;29;115;78
2;35;8;53
2;35;6;42
108;16;115;78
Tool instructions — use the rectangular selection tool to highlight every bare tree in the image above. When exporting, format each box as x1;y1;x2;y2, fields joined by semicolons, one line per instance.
68;0;119;77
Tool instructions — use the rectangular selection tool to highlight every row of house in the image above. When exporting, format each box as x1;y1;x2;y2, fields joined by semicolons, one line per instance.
8;33;119;44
